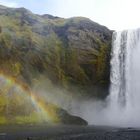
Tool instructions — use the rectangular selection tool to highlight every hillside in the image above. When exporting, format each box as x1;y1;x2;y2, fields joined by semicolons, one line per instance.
0;5;112;97
0;5;112;124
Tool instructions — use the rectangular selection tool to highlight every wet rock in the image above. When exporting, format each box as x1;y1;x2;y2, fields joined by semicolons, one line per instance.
57;109;88;125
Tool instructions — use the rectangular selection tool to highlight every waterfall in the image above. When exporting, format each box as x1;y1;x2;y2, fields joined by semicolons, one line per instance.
108;29;140;126
67;29;140;127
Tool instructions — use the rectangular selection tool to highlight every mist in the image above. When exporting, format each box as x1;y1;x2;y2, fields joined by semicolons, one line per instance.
31;29;140;128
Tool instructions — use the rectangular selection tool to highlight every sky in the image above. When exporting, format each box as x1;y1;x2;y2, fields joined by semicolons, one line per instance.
0;0;140;31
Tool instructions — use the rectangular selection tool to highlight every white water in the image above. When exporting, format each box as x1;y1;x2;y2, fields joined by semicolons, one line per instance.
107;29;140;127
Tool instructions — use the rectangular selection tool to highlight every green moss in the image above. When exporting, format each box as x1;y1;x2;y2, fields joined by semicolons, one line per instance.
0;116;6;124
15;113;42;124
96;43;110;84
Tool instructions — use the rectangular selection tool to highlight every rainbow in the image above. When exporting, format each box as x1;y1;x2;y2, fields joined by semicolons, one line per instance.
0;72;60;124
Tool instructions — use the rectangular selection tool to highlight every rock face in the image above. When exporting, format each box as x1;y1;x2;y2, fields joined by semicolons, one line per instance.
54;17;112;97
0;5;112;98
57;108;88;125
0;5;112;124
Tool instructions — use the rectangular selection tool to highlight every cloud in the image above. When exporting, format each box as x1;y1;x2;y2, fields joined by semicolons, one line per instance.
0;0;18;8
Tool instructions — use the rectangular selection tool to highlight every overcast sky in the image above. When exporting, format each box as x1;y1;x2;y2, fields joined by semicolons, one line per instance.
0;0;140;31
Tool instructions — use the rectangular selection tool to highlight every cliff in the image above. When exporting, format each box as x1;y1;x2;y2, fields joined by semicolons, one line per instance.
0;5;112;124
